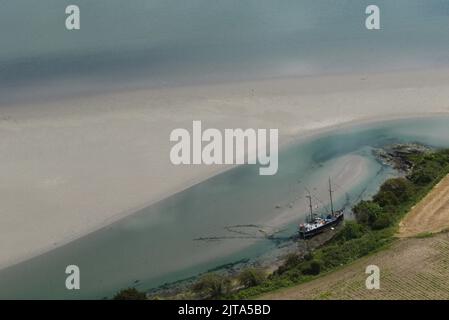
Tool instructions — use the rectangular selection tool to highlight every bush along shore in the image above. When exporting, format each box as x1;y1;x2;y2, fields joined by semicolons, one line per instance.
115;145;449;300
227;147;449;299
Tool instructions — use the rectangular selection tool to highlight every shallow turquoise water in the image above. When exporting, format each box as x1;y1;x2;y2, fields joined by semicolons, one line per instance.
2;0;449;299
2;116;449;299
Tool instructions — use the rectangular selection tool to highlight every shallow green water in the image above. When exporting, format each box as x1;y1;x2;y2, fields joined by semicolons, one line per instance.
2;116;449;299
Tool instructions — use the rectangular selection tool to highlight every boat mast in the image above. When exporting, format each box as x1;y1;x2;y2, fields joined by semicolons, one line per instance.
329;177;334;215
306;194;313;221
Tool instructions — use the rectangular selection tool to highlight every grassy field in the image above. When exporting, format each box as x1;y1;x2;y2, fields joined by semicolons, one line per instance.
261;165;449;300
261;231;449;299
139;148;449;300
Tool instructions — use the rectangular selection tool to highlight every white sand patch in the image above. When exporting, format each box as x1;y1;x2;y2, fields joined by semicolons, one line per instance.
264;154;372;228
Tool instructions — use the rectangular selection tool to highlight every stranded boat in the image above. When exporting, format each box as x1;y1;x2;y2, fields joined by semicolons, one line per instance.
299;178;344;239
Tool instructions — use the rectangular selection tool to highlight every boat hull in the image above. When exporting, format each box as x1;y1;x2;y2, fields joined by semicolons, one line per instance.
299;212;344;239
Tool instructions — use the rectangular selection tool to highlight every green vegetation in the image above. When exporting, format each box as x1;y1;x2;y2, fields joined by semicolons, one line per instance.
113;288;147;300
191;273;231;299
238;268;266;289
414;231;434;239
116;148;449;300
227;148;449;299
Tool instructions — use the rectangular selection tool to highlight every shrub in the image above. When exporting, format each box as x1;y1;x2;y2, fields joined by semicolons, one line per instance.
231;149;449;300
373;178;415;207
276;253;301;275
284;268;302;283
238;268;266;288
353;201;382;227
192;273;231;299
337;221;365;241
113;288;147;300
410;167;435;185
372;212;392;230
301;260;322;275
